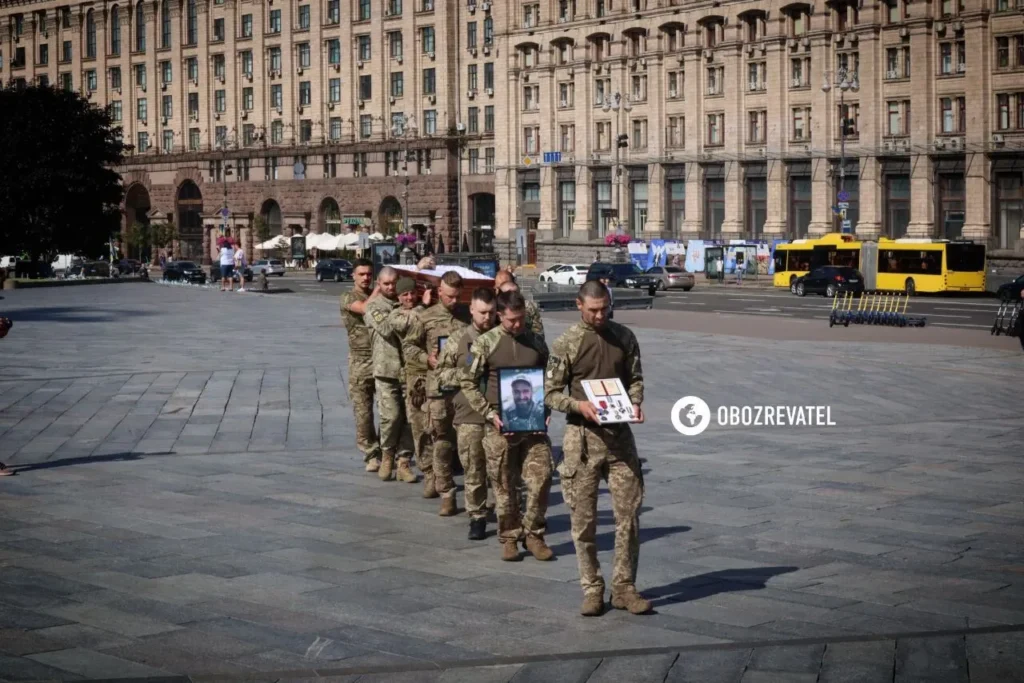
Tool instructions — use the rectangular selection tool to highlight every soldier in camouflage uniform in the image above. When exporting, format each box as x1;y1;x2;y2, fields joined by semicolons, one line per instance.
364;267;416;482
407;271;471;516
437;287;496;539
545;280;651;617
388;277;429;484
494;270;544;341
460;290;555;562
339;258;382;471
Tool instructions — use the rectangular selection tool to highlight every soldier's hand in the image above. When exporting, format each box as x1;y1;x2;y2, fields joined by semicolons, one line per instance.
427;351;438;369
369;284;381;299
577;400;601;424
422;288;434;306
491;414;503;431
633;404;645;424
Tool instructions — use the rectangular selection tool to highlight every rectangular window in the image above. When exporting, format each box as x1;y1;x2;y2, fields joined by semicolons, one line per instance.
424;109;436;134
329;78;341;102
215;126;227;147
667;70;684;99
668;180;685;234
110;100;123;121
997;37;1009;68
87;70;98;91
360;114;372;138
299;81;311;106
359;75;372;100
326;39;341;64
38;43;49;65
706;66;723;95
886;176;910;237
359;0;371;20
667;115;684;148
242;87;253;110
631;118;648;149
523;84;539;110
705;177;725;235
632;181;648;234
423;68;436;94
468;64;478;91
161;61;172;84
939;174;966;239
706;113;723;145
941;97;954;132
595;181;612;237
468;22;477;48
299;43;311;68
468;148;479;174
271;84;283;109
188;92;199;116
747;178;767;236
162;94;172;118
558;82;574;108
941;43;953;75
747;61;766;91
391;72;404;97
298;4;310;29
329;118;342;141
468;107;479;133
484;106;494;132
596;121;611;150
790;176;812;237
359;35;372;61
137;132;149;153
271;121;284;143
215;89;226;112
137;97;148;122
997;94;1011;130
422;27;435;53
631;74;647;101
163;130;174;152
595;77;610;105
888;101;901;135
62;41;72;63
791;57;810;87
559;181;576;238
242;50;253;75
389;31;403;59
388;0;402;15
242;14;253;37
524;126;539;154
135;64;147;90
213;54;226;80
213;18;225;41
838;102;860;136
300;120;312;142
269;9;281;32
792;107;808;140
560;124;575;152
189;128;200;150
187;58;199;81
484;63;494;90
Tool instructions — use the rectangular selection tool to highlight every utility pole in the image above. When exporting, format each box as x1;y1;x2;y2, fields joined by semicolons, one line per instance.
602;92;633;235
822;67;859;233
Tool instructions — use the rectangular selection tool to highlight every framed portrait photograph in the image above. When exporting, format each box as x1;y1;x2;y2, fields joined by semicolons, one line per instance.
371;243;398;277
497;367;546;434
437;335;448;354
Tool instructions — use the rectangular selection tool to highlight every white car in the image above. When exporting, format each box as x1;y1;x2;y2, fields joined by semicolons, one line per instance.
538;264;566;281
253;259;286;276
543;264;590;286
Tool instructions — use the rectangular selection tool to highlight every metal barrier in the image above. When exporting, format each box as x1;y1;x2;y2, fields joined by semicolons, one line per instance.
829;291;927;328
990;300;1022;337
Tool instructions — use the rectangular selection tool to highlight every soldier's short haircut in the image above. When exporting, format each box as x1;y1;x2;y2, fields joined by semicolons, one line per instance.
379;266;398;281
440;271;463;288
495;269;516;287
496;290;527;314
353;258;373;270
577;280;610;302
472;287;495;304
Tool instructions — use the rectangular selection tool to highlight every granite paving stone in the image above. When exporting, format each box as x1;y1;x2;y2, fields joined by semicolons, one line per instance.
0;285;1022;682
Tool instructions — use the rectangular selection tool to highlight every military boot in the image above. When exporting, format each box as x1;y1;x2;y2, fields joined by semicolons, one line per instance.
524;535;554;561
422;473;439;499
378;453;395;481
365;457;381;473
395;458;418;483
468;518;486;541
501;540;522;562
439;494;458;517
580;593;605;617
611;588;652;615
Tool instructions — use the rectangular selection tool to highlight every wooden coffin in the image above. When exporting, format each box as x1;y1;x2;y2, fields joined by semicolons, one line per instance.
393;266;495;305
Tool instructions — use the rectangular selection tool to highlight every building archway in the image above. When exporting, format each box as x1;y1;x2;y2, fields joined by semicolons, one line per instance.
260;199;283;236
176;181;203;260
469;193;496;252
319;198;341;235
378;196;404;236
124;184;152;260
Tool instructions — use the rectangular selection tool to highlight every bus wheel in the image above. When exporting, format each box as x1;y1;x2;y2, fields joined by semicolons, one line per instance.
905;279;916;296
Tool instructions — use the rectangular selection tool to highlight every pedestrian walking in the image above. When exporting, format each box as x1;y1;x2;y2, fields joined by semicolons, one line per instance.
339;258;383;471
715;256;724;284
545;280;651;617
735;253;745;285
234;242;248;291
218;240;235;292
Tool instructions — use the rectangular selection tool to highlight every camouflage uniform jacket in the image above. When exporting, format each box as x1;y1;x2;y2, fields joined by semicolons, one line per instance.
395;305;428;380
339;288;373;359
411;302;470;398
460;326;549;424
525;299;545;341
365;295;405;380
544;320;644;421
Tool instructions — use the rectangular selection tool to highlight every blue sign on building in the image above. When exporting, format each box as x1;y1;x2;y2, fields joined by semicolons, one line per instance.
542;152;562;164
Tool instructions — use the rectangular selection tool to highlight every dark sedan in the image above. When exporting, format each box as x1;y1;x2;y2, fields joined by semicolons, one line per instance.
792;266;864;297
587;262;660;294
162;261;207;284
315;259;353;282
996;274;1024;302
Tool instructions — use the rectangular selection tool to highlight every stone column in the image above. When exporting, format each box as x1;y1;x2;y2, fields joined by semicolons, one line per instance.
202;224;212;265
763;160;787;237
721;161;743;238
857;157;882;239
537;166;557;240
808;159;832;237
643;163;667;238
681;164;703;239
495;168;517;240
963;152;990;242
571;165;594;241
907;155;934;237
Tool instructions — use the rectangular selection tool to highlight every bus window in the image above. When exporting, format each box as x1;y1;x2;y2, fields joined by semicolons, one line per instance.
946;244;985;272
773;252;786;273
783;249;813;271
879;251;942;276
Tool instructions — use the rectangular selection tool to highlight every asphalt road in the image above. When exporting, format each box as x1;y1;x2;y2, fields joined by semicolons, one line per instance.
278;271;1001;331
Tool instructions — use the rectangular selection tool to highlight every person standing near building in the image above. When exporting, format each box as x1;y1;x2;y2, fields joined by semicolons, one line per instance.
545;280;651;617
234;241;248;291
340;259;383;472
460;290;555;562
364;266;416;482
218;240;236;292
438;287;497;539
410;271;471;515
715;255;724;284
735;253;745;285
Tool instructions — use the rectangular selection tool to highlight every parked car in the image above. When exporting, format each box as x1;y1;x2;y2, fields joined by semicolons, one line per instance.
209;264;253;283
316;259;353;282
996;274;1024;302
538;264;566;280
7;260;55;279
586;262;660;294
118;259;143;275
792;266;864;297
253;259;286;276
162;260;207;284
646;266;695;291
541;264;589;285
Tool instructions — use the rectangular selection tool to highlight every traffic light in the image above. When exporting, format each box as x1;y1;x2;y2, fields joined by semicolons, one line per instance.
616;133;629;149
841;118;857;137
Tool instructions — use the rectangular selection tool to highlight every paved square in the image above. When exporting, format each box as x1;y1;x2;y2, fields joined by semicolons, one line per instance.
1;284;1023;682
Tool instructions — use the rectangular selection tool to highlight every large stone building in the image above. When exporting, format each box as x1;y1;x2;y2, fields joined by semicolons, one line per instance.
2;0;1023;267
0;0;499;262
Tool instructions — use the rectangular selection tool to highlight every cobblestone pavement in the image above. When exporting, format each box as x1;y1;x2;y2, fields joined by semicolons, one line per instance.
1;284;1023;682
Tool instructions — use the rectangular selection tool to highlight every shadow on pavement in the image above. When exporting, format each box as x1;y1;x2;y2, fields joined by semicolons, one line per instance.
3;306;158;324
5;451;175;473
647;566;800;608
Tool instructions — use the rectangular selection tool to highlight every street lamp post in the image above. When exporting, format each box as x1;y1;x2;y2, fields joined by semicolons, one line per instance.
391;114;418;250
822;67;859;233
601;93;633;235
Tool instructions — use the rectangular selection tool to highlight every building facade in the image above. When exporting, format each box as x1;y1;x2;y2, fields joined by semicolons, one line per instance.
0;0;499;263
2;0;1023;268
490;0;1024;266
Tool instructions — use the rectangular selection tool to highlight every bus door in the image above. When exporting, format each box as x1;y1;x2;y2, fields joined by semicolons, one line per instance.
811;246;838;270
944;242;986;291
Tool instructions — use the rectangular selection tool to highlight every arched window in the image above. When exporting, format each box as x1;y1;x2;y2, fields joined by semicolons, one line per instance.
160;1;171;47
110;6;122;55
135;0;146;52
86;10;97;58
186;0;197;45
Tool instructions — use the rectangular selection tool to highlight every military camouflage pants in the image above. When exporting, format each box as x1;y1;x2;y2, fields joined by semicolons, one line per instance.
426;396;457;497
559;423;644;596
374;377;414;459
482;425;552;543
405;378;433;476
456;424;487;520
348;356;381;463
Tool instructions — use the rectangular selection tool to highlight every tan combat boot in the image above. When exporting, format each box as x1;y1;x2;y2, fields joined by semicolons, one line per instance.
422;473;439;499
501;540;522;562
395;458;418;483
378;453;395;481
580;593;605;617
439;494;458;517
611;588;652;615
524;536;554;561
365;457;381;473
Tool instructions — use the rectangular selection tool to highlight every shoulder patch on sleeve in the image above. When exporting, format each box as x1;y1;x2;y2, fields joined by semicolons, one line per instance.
371;309;386;324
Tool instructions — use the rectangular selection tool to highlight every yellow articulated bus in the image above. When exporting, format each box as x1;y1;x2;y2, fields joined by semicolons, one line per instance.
773;234;986;295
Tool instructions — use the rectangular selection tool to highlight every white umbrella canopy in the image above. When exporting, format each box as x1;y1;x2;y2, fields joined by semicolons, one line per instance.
338;233;360;248
305;233;323;250
256;235;289;250
368;232;385;242
316;234;341;251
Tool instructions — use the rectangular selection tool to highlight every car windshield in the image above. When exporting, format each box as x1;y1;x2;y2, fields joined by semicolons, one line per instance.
665;267;683;273
334;260;351;266
618;264;644;275
177;262;198;269
269;260;283;265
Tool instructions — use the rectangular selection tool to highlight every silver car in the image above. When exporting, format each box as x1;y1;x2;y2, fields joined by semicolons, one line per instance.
253;259;286;276
646;266;695;291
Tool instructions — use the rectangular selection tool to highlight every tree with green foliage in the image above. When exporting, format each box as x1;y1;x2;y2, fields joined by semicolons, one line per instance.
0;83;127;262
252;214;271;244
